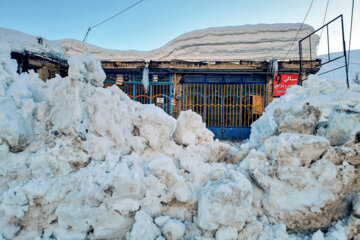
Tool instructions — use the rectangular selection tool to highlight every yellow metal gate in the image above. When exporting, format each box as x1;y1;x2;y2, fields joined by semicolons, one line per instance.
182;83;266;138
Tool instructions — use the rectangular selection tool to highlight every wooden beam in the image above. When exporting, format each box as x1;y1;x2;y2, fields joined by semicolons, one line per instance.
101;59;321;74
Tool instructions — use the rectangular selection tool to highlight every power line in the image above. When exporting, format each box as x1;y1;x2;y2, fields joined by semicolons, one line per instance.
316;0;330;55
283;0;314;60
334;60;360;65
347;0;355;64
83;0;144;42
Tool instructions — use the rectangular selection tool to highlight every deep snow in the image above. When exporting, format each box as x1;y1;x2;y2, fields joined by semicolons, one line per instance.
0;26;360;240
57;23;318;61
0;23;318;62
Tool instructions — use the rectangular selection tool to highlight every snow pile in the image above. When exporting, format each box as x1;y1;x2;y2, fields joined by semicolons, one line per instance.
242;75;360;237
56;23;318;61
1;47;360;239
0;51;235;239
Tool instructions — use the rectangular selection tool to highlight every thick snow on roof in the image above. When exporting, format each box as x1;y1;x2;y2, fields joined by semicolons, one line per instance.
57;23;319;61
0;27;65;59
0;24;318;62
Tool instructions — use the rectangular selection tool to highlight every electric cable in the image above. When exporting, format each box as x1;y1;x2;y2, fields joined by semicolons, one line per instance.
316;0;330;55
347;0;355;65
83;0;143;42
283;0;314;60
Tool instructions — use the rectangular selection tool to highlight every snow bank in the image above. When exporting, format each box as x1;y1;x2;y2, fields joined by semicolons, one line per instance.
244;74;360;235
0;50;233;239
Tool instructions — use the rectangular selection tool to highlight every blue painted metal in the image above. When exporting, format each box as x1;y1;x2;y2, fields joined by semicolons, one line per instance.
103;71;172;114
264;81;267;107
169;73;172;115
181;73;267;139
104;71;267;140
181;73;266;84
132;74;136;100
207;127;251;140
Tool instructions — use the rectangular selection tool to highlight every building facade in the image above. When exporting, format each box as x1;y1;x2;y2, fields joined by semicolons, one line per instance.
101;59;320;139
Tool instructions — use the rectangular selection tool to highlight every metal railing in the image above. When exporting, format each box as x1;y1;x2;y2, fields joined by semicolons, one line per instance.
299;14;349;87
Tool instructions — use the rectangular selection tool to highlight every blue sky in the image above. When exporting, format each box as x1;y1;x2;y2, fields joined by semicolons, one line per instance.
1;0;359;54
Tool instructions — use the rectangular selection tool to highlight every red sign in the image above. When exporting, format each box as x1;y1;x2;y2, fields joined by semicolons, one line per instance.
273;74;299;97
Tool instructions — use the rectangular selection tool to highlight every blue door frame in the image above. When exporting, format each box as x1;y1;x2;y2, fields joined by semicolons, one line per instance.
181;74;267;139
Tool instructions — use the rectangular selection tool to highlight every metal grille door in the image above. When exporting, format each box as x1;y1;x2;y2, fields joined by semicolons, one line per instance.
103;73;172;114
182;83;266;139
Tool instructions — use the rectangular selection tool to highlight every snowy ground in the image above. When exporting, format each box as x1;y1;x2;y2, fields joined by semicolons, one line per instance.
0;26;360;240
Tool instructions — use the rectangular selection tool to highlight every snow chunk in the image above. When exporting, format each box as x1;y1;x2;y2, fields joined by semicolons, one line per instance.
148;154;192;203
325;222;347;240
149;154;178;177
112;198;139;215
215;226;238;240
352;194;360;216
325;109;360;146
162;219;185;240
128;210;160;240
0;187;28;218
311;230;325;240
259;133;330;166
173;110;214;146
155;215;171;227
273;103;321;135
68;54;105;87
133;104;176;150
0;97;33;151
197;171;253;231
